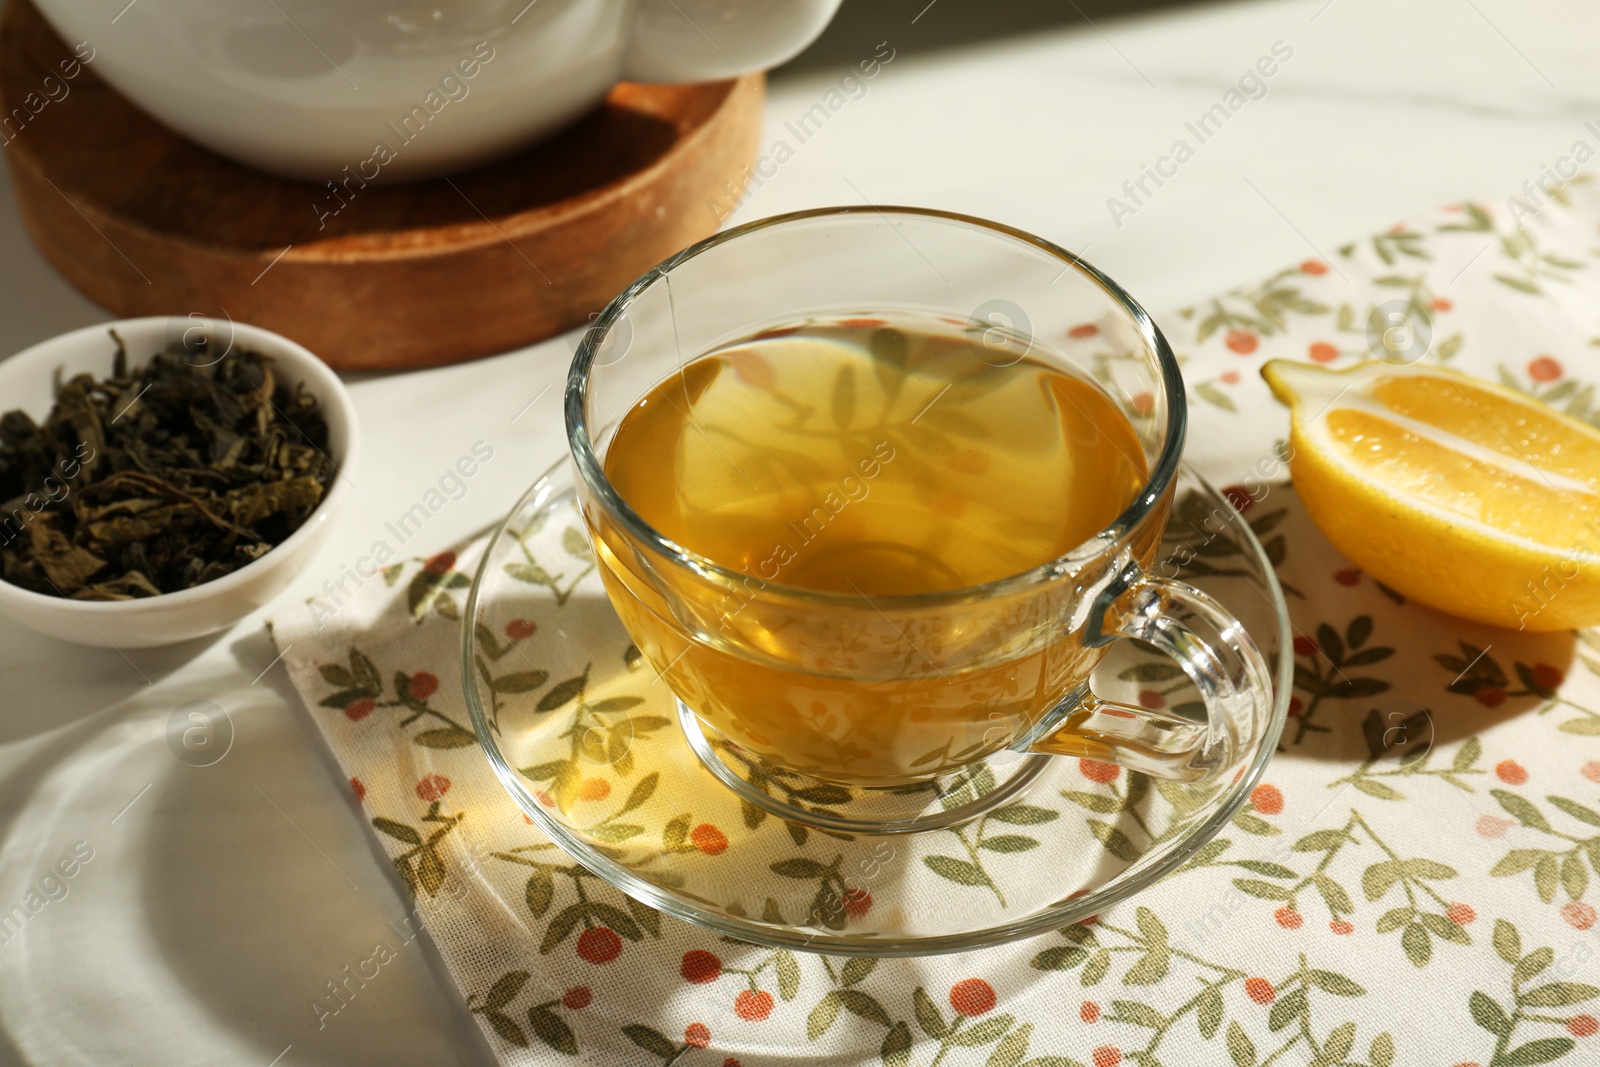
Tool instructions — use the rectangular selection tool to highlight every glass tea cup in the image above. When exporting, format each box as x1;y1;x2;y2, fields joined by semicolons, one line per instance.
566;207;1271;830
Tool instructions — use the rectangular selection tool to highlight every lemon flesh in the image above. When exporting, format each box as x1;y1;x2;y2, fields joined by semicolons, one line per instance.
1261;359;1600;632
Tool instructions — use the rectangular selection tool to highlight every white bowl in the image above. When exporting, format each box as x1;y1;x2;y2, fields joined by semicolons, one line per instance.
0;318;358;648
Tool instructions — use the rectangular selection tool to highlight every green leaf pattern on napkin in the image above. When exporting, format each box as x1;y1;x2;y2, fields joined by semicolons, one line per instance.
275;183;1600;1065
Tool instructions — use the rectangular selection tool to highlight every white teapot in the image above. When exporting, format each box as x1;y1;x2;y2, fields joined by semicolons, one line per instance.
34;0;840;181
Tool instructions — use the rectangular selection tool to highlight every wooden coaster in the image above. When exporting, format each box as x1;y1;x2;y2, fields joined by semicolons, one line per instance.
0;0;763;370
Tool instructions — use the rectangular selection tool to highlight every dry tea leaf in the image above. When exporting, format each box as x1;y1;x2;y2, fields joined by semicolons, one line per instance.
0;331;335;599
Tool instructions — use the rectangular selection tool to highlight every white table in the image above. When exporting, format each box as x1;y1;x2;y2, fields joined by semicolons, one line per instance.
1;1;1593;1062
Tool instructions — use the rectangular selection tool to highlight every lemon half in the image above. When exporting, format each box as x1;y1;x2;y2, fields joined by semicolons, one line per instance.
1261;359;1600;632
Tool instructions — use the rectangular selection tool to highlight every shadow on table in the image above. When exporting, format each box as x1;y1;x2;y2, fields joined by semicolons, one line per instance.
1279;623;1576;767
776;0;1216;77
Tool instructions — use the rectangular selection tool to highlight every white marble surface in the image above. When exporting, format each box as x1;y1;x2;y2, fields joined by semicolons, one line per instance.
0;0;1596;1062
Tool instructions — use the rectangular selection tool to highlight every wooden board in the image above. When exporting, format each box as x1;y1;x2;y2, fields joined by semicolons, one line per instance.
0;0;763;370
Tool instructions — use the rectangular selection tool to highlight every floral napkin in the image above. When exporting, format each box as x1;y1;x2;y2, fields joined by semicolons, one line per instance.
272;179;1600;1067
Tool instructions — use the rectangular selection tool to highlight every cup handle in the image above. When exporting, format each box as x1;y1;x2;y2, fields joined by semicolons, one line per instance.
1023;562;1273;782
620;0;842;83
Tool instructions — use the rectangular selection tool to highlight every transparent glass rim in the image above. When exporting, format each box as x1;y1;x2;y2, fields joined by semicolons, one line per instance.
462;462;1292;957
564;205;1189;608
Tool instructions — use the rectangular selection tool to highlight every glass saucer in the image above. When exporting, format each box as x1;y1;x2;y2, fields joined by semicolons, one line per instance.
463;462;1290;956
